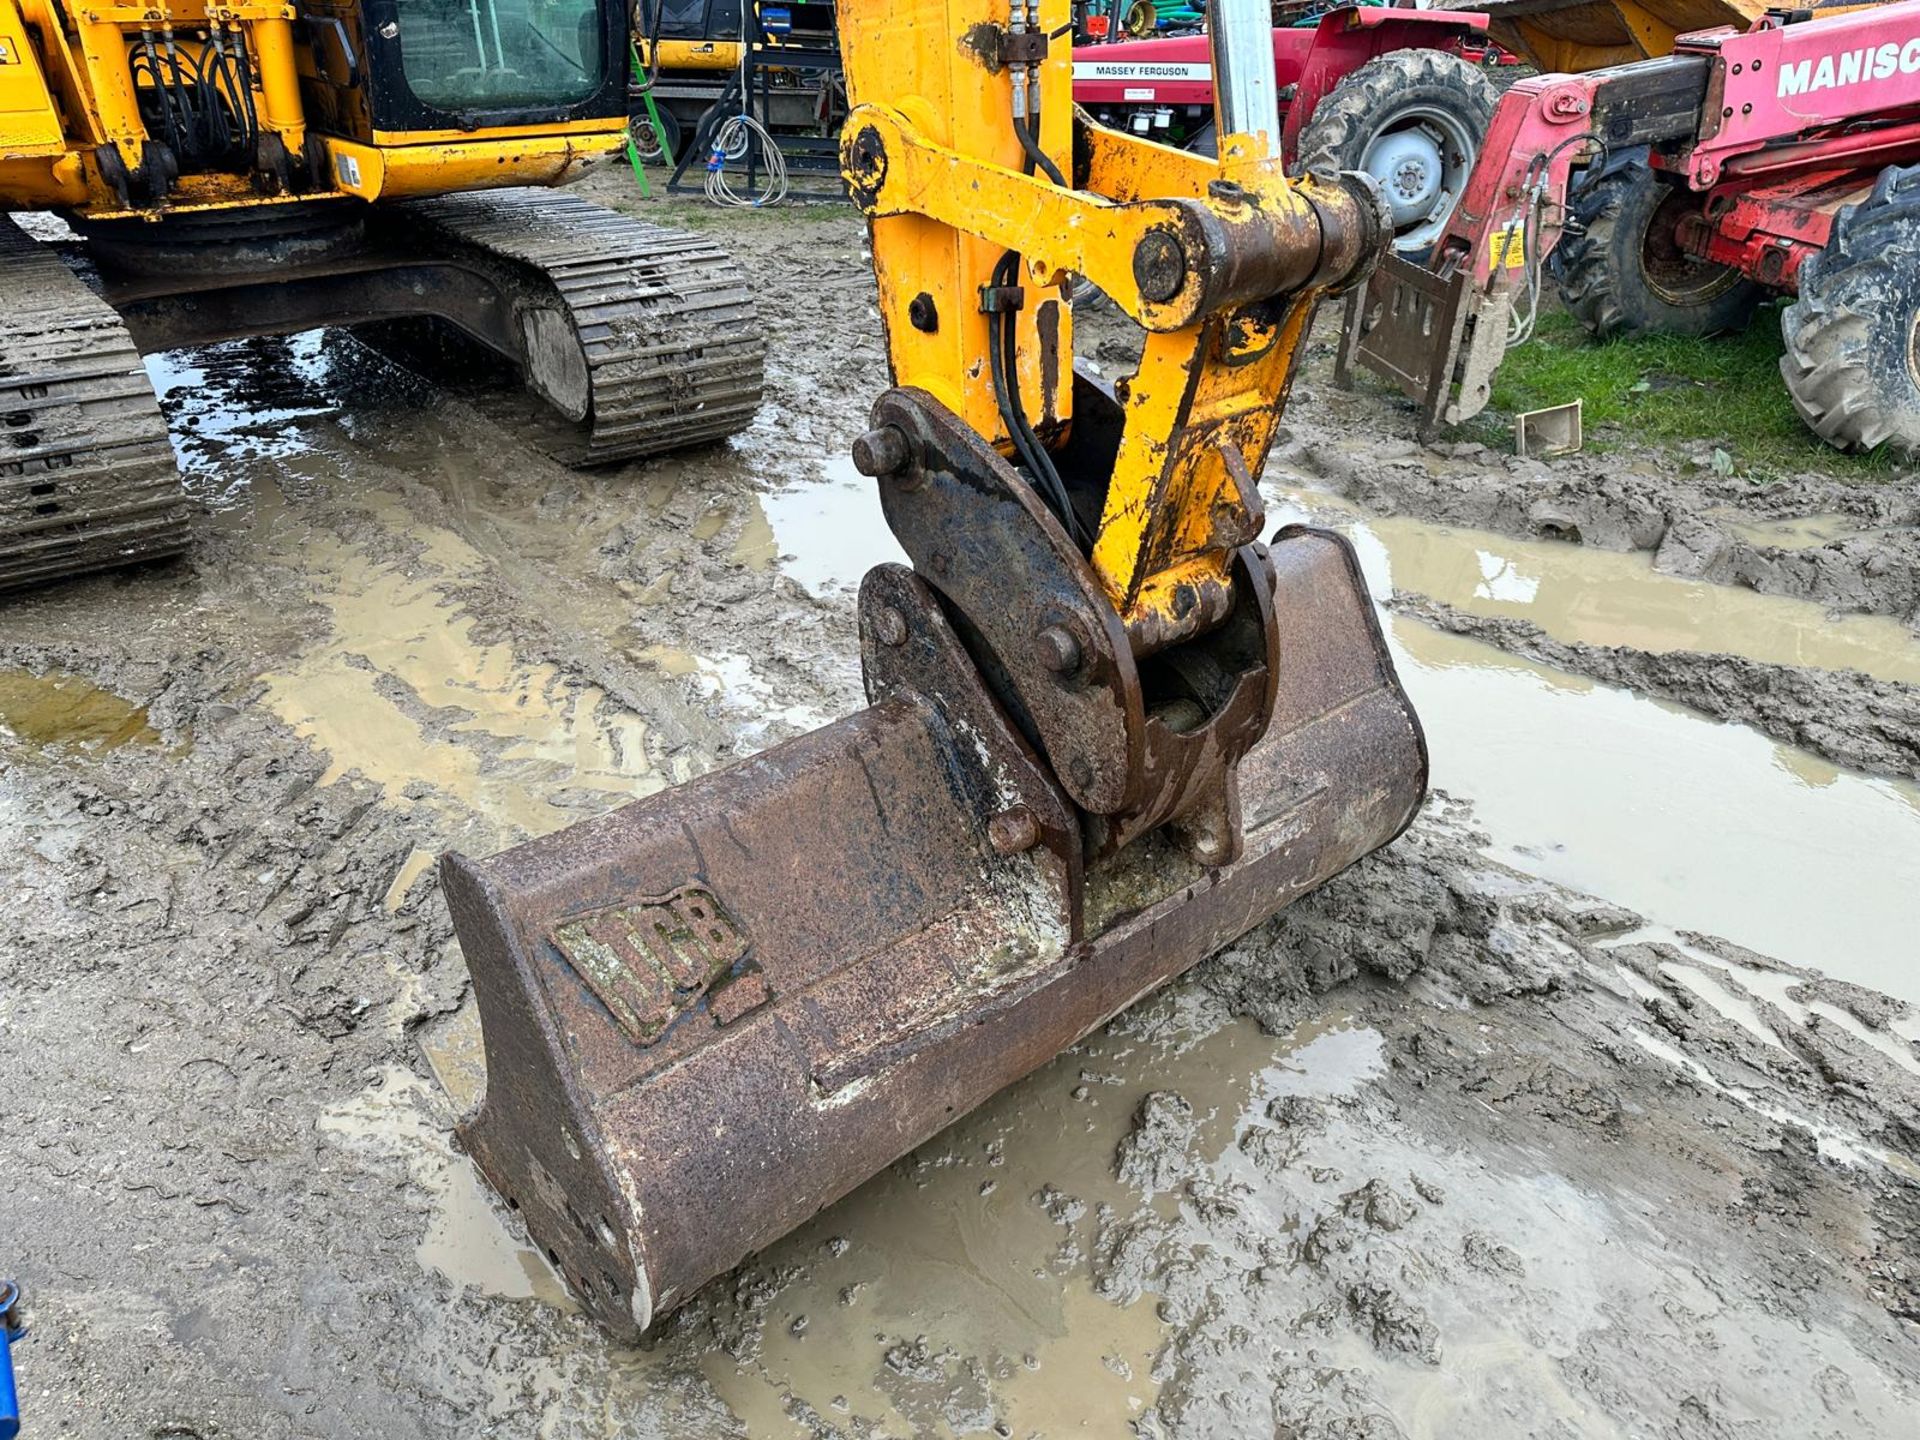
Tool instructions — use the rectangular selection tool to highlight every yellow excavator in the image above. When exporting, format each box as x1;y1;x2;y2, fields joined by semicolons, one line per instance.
441;0;1429;1335
0;0;764;590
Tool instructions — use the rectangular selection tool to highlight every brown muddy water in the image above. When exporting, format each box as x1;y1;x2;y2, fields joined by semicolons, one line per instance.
406;996;1457;1436
6;258;1916;1440
326;370;1917;1432
1281;496;1920;1002
0;669;161;751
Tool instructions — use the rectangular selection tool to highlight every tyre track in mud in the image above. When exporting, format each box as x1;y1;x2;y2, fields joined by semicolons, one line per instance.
0;197;886;1439
1390;592;1920;784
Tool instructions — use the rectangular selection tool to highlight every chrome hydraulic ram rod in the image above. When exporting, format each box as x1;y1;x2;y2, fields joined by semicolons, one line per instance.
1208;0;1282;149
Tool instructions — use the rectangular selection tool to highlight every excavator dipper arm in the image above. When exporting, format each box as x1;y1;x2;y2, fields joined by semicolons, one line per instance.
440;0;1428;1339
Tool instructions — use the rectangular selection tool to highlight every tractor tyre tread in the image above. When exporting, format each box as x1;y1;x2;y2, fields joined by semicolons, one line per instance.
1550;163;1760;340
1294;48;1494;260
1779;164;1920;457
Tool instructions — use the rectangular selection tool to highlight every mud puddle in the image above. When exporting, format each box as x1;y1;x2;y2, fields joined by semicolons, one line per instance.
413;994;1384;1438
0;669;160;751
750;455;908;597
1389;618;1920;999
1325;501;1920;685
146;330;404;505
256;493;660;839
320;1063;572;1309
1262;489;1920;1001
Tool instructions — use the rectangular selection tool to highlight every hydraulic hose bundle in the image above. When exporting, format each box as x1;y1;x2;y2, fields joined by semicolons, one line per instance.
128;23;261;171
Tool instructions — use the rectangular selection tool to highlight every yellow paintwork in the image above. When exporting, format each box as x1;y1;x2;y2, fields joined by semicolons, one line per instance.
326;133;617;203
0;1;66;154
640;37;744;72
839;0;1345;633
0;0;625;218
1483;0;1886;72
245;13;307;159
840;0;1077;454
0;152;88;205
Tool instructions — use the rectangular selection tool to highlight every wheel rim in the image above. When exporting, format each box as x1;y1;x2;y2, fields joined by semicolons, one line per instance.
1640;186;1745;307
1358;105;1478;255
628;115;664;163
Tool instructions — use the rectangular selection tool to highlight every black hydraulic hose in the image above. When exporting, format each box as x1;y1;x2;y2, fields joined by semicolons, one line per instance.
1016;111;1067;188
984;83;1088;548
232;27;262;142
132;26;261;168
131;36;182;158
204;25;260;160
633;0;667;92
989;250;1089;547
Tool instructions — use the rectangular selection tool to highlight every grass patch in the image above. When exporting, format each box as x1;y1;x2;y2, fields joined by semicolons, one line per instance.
1476;307;1900;479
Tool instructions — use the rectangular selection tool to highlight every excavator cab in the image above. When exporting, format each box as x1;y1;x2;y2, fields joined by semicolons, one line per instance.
299;0;624;143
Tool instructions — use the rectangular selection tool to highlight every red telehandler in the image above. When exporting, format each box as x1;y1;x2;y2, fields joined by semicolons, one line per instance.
1339;1;1920;456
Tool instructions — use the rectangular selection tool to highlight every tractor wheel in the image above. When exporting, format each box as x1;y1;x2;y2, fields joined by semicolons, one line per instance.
1780;164;1920;457
628;105;682;166
1550;162;1761;340
1294;48;1495;262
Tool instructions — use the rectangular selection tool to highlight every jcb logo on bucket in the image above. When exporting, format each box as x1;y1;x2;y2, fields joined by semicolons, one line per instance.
551;886;751;1044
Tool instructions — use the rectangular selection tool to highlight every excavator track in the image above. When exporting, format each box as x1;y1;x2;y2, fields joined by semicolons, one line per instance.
397;189;764;465
0;218;186;592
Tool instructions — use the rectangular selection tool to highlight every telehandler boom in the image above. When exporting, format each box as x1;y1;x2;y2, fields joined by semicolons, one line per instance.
440;0;1428;1336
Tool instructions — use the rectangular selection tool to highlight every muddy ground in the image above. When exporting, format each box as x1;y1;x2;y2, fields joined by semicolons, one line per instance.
2;168;1918;1439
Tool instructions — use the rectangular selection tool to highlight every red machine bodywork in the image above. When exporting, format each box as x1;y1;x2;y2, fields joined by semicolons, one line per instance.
1338;0;1920;430
1682;174;1861;289
1070;7;1490;159
1424;0;1920;294
1673;6;1920;189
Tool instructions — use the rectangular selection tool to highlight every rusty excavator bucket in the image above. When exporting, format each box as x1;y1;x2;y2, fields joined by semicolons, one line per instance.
437;0;1428;1340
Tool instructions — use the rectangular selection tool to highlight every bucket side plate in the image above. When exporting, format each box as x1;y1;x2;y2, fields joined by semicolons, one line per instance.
445;525;1426;1339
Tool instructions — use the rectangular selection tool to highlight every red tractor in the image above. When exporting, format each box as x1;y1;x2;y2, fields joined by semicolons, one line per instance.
1071;6;1508;258
1338;1;1920;456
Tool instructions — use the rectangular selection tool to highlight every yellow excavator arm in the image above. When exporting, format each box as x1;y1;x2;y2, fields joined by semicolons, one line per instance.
842;0;1376;665
438;0;1430;1339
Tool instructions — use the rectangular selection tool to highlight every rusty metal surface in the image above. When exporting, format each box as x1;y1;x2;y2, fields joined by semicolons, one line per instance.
867;385;1144;816
868;385;1280;864
860;563;1086;932
444;524;1425;1341
1334;253;1512;434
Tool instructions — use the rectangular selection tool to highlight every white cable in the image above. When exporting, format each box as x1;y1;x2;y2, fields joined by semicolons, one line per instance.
1506;162;1554;349
703;0;788;206
704;113;788;206
1507;192;1545;349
